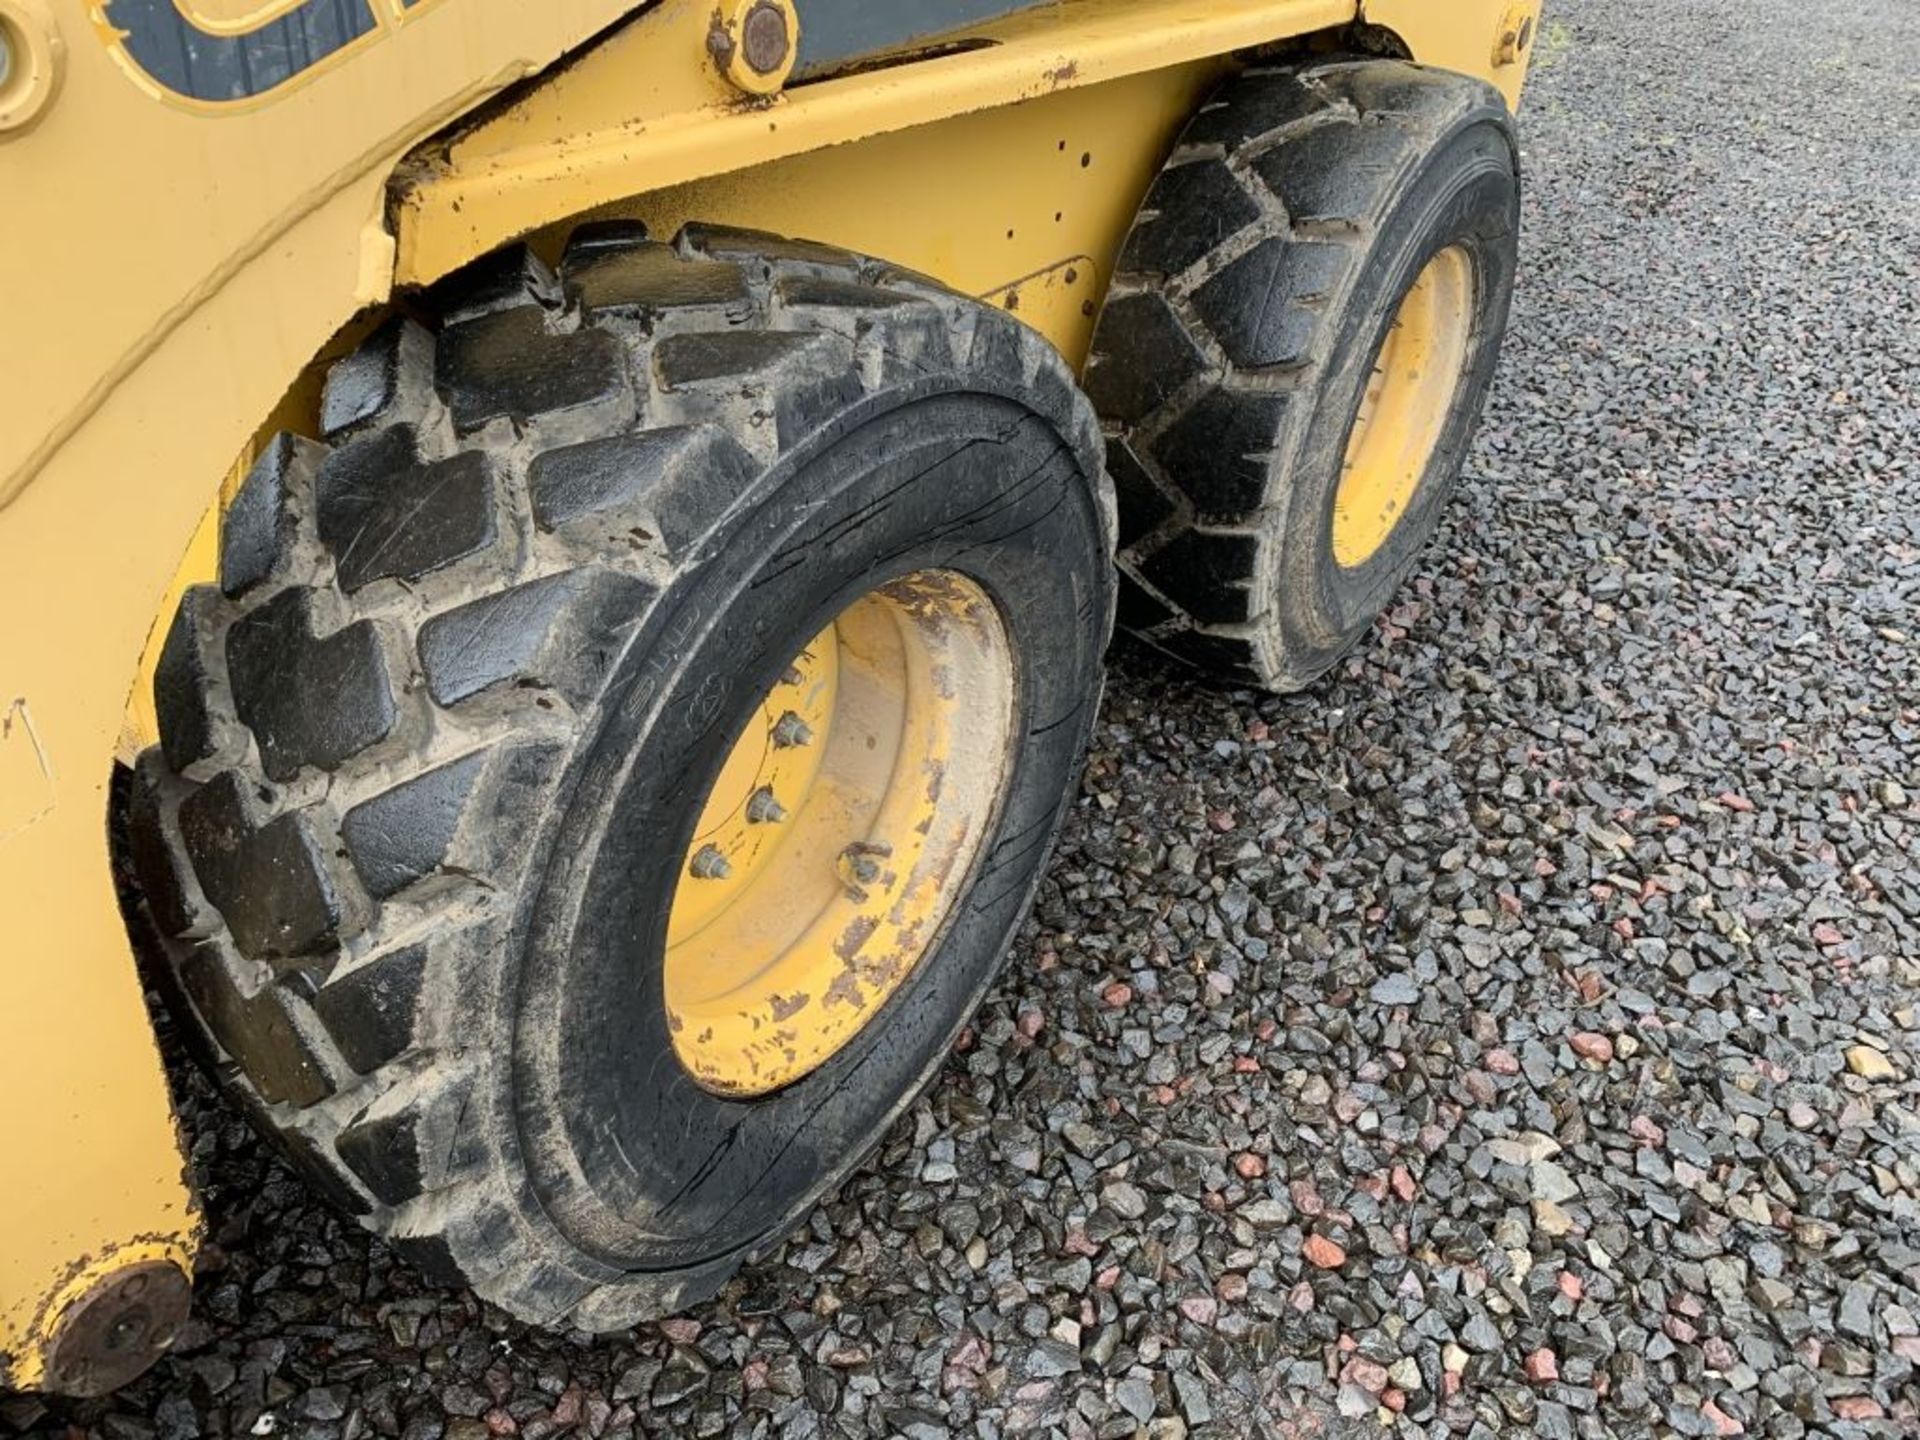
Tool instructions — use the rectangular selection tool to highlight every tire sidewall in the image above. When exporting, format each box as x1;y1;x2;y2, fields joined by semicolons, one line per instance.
509;380;1109;1272
1276;114;1520;677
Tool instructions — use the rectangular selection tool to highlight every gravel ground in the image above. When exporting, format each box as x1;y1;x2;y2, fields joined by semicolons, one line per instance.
12;0;1920;1434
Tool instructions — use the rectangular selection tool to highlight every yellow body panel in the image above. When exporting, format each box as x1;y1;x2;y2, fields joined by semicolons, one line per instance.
0;0;1532;1390
391;0;1355;287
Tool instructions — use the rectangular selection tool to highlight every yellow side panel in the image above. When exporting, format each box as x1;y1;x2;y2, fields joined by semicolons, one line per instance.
570;64;1226;369
0;172;391;1388
394;0;1357;286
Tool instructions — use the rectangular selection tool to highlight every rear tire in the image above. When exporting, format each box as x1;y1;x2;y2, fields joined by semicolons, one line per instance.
1086;60;1520;690
126;223;1114;1328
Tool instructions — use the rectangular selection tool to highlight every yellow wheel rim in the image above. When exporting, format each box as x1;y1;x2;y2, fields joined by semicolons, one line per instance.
663;571;1015;1097
1331;245;1475;569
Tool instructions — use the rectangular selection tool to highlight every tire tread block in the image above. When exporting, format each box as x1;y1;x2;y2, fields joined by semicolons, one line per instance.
1182;70;1336;150
1164;628;1262;683
153;586;224;774
1251;119;1415;228
651;329;835;391
320;317;434;440
1104;439;1177;550
127;753;201;940
1152;387;1291;515
424;243;561;325
335;1071;480;1207
1080;292;1206;425
1115;574;1176;633
560;219;651;264
678;221;862;272
1119;157;1265;278
435;308;631;434
177;771;343;964
529;425;756;556
771;274;924;313
316;427;497;592
563;242;750;318
178;944;335;1107
1136;530;1261;625
341;753;486;900
226;589;397;781
309;944;428;1074
1190;238;1351;370
222;433;326;598
419;569;655;709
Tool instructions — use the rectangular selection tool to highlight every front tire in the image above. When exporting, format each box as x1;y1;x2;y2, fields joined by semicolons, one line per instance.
126;222;1114;1328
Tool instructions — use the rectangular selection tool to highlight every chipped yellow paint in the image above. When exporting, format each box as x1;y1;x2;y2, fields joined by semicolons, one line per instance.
1332;245;1474;568
664;574;1015;1095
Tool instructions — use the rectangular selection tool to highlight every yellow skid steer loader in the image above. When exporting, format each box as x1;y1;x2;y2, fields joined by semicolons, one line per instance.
0;0;1536;1396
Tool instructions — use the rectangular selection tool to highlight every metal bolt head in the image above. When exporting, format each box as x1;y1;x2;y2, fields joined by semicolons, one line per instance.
771;710;814;748
837;844;881;888
689;844;732;880
704;15;735;68
1491;2;1536;66
740;0;790;76
41;1259;192;1399
746;786;787;824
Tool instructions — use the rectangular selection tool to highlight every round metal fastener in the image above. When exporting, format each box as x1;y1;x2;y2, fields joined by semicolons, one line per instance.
711;0;798;97
740;0;790;75
1493;2;1537;66
40;1259;193;1398
0;0;64;136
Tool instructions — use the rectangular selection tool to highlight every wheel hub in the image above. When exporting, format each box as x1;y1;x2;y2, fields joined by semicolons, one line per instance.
1332;245;1476;569
663;570;1015;1096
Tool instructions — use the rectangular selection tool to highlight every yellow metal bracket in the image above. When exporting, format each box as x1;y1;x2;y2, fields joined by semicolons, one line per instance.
392;0;1358;287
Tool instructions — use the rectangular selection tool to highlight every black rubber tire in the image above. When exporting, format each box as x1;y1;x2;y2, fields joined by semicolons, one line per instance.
1085;60;1520;690
124;222;1114;1328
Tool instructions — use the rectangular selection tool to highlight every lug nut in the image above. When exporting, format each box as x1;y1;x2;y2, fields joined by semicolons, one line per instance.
836;840;894;899
746;786;787;823
689;844;732;880
837;839;892;886
772;710;814;748
781;664;805;686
